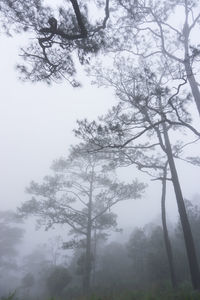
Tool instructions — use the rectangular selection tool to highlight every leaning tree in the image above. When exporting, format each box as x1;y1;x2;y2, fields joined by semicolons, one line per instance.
75;62;200;289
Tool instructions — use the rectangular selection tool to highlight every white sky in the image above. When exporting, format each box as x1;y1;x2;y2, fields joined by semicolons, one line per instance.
0;32;200;253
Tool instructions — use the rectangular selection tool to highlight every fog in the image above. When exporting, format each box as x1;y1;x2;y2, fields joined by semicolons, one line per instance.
0;1;200;299
0;46;198;209
1;35;199;232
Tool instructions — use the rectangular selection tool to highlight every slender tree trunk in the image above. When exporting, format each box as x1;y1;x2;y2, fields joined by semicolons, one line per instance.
162;123;200;290
182;5;200;117
84;219;92;294
84;169;94;294
92;225;97;287
184;60;200;117
161;165;178;289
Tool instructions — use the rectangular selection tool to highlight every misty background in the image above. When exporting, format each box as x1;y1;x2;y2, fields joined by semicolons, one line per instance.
0;33;200;255
0;1;200;296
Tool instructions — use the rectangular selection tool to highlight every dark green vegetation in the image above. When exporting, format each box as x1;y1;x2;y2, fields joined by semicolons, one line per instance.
2;285;200;300
1;200;200;299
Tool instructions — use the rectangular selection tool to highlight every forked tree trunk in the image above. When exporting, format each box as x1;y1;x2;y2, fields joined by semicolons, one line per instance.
162;123;200;290
161;166;178;289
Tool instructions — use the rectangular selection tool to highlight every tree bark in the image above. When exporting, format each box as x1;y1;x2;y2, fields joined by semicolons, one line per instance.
162;123;200;290
182;4;200;117
184;60;200;117
92;225;97;287
84;218;92;294
83;169;94;294
161;165;178;289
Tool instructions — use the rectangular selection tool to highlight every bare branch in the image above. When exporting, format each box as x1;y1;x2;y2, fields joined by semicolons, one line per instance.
189;12;200;32
150;9;183;63
92;0;110;33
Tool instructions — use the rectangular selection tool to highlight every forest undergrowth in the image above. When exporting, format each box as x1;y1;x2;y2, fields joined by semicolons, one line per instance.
2;285;200;300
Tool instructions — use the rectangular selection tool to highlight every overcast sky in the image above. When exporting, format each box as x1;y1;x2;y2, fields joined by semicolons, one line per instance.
0;33;200;252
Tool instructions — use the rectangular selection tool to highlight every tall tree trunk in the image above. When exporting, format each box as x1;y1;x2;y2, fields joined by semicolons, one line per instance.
84;218;92;294
161;165;178;289
83;169;94;294
184;60;200;117
92;225;97;287
183;15;200;117
162;123;200;290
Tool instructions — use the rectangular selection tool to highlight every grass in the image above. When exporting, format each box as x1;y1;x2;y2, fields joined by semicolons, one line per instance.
2;286;200;300
71;289;200;300
0;292;16;300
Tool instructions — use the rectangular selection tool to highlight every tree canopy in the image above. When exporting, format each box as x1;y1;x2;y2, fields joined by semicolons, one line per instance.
18;143;145;292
